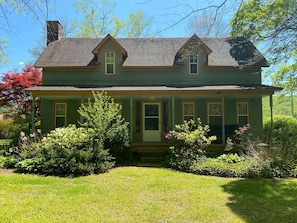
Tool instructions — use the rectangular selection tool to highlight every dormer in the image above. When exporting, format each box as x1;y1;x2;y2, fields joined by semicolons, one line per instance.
92;34;128;75
176;34;212;75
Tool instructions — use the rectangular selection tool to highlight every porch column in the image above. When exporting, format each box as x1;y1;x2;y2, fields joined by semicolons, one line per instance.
221;95;225;145
270;95;274;132
130;97;133;143
31;96;36;132
171;97;175;128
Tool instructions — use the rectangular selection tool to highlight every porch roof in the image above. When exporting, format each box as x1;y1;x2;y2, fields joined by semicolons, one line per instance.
26;85;282;97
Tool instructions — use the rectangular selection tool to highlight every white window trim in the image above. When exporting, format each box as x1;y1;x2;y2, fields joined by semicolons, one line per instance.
237;102;249;125
183;102;195;121
55;103;67;127
189;53;198;75
105;52;115;75
207;102;222;124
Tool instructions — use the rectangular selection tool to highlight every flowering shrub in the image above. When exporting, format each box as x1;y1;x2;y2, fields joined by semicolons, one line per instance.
165;118;216;171
16;125;115;176
225;124;251;151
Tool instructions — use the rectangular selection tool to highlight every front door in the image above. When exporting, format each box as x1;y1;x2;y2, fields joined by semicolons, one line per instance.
143;102;161;142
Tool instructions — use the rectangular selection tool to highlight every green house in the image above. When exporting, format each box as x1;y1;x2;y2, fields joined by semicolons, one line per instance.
27;21;280;151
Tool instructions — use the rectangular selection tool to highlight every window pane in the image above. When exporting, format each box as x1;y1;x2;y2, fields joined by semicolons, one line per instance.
56;117;65;127
106;64;114;74
106;53;114;63
184;103;194;116
190;64;197;74
184;116;194;121
145;118;159;130
238;102;248;115
55;103;66;116
209;116;222;125
209;103;222;115
238;116;248;126
145;104;158;116
190;54;197;63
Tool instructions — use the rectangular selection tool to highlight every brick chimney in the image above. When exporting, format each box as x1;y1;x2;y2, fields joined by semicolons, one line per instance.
47;21;63;45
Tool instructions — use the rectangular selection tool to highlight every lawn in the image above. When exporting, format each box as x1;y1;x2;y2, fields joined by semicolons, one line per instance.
1;167;297;223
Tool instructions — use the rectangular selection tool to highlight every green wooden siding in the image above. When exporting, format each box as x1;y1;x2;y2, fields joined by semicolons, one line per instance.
41;99;53;133
68;100;80;125
42;49;260;87
42;68;261;87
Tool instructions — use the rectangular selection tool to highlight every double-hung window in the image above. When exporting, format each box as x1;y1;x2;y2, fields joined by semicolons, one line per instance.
55;103;67;128
208;102;222;125
237;102;249;126
105;52;115;75
189;53;198;75
183;102;195;121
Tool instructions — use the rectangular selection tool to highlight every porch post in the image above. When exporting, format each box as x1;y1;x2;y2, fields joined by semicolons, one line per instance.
221;95;225;145
171;97;175;128
130;97;133;143
31;96;36;132
270;94;274;131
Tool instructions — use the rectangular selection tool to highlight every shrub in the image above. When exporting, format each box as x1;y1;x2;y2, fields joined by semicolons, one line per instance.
217;153;245;163
165;118;216;171
78;91;130;151
0;115;30;144
16;125;115;176
190;157;249;178
263;115;297;162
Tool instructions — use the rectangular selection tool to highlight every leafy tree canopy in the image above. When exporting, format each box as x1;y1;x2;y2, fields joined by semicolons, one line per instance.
71;0;152;38
230;0;297;93
0;65;42;115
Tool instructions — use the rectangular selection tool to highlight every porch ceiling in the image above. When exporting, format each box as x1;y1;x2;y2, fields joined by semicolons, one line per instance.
25;85;282;97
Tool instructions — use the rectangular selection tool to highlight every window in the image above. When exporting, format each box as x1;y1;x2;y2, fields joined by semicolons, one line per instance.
55;103;66;128
237;102;249;126
189;53;198;74
105;52;115;74
183;102;195;121
208;102;222;125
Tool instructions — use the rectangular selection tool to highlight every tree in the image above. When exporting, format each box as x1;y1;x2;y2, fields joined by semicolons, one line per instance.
186;10;230;37
0;0;54;64
71;0;152;38
78;91;130;150
230;0;297;92
125;9;153;38
0;65;42;116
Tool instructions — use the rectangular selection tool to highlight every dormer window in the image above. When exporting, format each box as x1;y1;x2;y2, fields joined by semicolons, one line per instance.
105;52;115;75
189;53;198;75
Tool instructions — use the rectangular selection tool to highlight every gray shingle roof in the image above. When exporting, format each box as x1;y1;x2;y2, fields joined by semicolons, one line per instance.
34;36;269;68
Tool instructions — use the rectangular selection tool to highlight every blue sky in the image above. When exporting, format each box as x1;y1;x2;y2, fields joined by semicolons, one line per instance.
0;0;236;76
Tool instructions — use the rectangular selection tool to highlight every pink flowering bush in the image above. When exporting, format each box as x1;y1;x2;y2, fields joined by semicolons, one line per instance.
165;118;216;171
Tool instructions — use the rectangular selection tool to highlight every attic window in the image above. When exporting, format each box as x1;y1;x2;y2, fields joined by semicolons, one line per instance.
189;53;198;75
105;52;115;75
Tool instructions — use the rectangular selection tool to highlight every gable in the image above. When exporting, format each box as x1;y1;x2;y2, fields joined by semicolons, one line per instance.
92;34;127;63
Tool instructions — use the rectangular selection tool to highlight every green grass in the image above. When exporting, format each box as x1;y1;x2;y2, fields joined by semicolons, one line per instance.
1;167;297;223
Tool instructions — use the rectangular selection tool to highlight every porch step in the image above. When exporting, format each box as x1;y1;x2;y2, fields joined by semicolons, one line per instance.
138;151;167;163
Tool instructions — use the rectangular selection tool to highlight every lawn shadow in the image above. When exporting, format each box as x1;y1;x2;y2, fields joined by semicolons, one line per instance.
222;178;297;223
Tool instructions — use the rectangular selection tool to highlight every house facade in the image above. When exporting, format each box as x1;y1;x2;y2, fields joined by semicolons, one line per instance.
26;21;280;151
